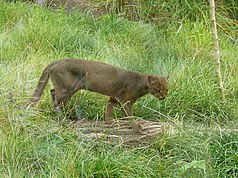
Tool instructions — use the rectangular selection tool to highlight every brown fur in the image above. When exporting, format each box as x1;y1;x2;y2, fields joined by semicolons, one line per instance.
29;59;168;131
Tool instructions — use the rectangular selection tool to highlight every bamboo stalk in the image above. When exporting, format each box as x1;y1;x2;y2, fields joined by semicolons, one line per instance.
209;0;225;99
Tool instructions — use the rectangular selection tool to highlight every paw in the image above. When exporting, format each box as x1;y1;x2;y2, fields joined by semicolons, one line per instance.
131;120;144;133
105;119;114;125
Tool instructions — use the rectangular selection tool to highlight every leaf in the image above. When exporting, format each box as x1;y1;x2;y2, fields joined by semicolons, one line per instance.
180;160;206;173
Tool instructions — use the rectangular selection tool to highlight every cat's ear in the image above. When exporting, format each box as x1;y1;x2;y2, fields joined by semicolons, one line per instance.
147;75;157;86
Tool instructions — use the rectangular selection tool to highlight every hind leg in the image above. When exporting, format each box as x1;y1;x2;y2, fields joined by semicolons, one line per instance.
50;71;80;117
50;88;73;116
50;89;60;114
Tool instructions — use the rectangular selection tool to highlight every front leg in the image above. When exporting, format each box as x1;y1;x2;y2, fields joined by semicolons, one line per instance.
105;98;118;123
122;101;143;133
121;101;133;117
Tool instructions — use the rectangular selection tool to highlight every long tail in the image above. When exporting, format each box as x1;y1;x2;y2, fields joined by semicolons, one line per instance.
29;62;55;104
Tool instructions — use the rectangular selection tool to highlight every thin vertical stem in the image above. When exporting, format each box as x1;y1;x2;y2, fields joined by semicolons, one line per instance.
209;0;225;99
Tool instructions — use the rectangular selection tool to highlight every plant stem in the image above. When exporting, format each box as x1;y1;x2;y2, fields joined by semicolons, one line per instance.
209;0;225;99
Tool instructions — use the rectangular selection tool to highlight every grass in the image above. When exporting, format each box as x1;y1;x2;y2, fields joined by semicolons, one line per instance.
0;0;238;177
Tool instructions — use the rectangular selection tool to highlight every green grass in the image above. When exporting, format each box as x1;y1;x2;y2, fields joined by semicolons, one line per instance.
0;0;238;177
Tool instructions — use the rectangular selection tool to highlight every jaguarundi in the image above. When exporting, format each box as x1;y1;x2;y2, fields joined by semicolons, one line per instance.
29;59;169;132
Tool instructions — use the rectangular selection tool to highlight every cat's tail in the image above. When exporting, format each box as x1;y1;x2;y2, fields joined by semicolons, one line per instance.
28;61;56;105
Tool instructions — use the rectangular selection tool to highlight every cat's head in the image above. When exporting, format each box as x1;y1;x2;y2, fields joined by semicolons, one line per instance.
147;75;169;100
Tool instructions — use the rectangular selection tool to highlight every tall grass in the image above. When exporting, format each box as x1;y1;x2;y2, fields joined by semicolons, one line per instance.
0;0;238;177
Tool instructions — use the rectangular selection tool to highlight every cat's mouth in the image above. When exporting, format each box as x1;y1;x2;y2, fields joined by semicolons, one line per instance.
159;95;166;100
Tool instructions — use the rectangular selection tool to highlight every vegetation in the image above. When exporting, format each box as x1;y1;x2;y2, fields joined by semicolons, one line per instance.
0;0;237;177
